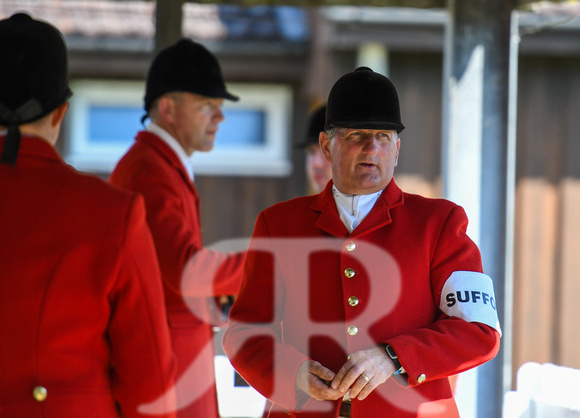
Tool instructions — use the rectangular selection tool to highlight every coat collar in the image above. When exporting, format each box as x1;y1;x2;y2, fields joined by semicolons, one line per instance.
0;135;62;165
135;130;196;194
311;179;404;238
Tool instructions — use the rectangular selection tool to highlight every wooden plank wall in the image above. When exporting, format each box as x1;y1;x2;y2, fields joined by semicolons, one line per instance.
514;55;580;373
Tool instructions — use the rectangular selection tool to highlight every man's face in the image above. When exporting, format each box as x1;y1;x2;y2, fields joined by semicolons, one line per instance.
170;92;224;156
305;143;333;194
320;128;400;195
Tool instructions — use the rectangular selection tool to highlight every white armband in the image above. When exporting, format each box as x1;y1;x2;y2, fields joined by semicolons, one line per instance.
440;271;502;336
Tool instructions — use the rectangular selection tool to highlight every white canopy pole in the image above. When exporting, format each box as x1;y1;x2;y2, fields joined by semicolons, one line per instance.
442;1;517;416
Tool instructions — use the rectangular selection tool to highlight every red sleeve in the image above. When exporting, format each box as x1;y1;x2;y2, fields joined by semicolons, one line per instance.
386;206;501;387
108;195;177;417
222;212;309;411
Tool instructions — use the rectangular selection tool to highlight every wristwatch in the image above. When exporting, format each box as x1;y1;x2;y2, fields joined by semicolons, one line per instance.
385;345;406;375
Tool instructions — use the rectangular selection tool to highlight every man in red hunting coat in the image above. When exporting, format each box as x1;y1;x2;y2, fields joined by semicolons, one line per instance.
110;39;245;417
0;13;176;417
223;67;501;418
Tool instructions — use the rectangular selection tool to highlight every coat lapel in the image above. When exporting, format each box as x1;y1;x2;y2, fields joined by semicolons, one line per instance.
312;182;349;238
351;179;404;238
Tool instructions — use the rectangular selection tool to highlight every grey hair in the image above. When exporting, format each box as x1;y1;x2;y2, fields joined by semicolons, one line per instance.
325;127;339;139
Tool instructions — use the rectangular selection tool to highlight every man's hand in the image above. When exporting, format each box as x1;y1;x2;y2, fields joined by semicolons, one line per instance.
295;360;347;401
330;346;396;400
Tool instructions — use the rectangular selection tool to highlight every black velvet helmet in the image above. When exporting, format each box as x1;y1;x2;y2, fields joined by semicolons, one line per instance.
297;104;326;148
0;13;72;164
325;67;405;133
144;38;239;115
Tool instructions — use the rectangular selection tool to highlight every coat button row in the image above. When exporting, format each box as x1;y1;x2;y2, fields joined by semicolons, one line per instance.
32;385;47;402
344;268;355;278
347;325;358;336
348;296;359;307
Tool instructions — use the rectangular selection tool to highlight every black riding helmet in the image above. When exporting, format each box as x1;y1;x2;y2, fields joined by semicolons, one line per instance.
0;13;72;164
325;67;405;134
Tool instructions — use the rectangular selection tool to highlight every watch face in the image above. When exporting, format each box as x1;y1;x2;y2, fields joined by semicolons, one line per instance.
386;345;397;359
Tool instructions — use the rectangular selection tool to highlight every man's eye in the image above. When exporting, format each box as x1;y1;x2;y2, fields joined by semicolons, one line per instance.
206;100;222;109
379;132;394;141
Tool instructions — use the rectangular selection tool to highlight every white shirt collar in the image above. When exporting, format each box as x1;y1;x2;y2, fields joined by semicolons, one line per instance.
147;123;194;181
332;185;383;233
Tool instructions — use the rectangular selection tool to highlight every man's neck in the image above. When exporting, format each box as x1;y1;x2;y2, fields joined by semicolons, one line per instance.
147;122;194;181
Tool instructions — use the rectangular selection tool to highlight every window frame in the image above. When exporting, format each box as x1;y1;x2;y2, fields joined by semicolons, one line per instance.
64;79;293;176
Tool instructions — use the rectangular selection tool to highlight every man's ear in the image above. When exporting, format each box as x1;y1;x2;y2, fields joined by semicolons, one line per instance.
319;131;332;163
157;96;176;124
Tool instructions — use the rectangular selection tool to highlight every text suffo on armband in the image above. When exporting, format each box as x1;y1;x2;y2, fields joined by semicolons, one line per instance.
439;271;502;336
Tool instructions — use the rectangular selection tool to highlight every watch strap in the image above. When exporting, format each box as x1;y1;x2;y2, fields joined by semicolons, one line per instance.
385;345;406;375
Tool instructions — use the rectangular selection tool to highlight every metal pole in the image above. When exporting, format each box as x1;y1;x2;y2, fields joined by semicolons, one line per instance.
154;0;185;54
442;0;516;416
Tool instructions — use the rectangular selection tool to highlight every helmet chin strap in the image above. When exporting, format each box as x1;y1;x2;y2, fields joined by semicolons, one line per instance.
1;123;21;165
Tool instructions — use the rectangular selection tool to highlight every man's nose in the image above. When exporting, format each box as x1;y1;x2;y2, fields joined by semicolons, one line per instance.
214;107;225;122
362;136;379;153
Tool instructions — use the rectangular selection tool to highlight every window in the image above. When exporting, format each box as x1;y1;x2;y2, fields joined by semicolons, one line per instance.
65;79;293;176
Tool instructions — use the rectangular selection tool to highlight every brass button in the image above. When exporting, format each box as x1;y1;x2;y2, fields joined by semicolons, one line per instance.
32;385;47;402
344;268;355;278
347;325;358;336
345;242;356;252
417;374;426;384
348;296;359;307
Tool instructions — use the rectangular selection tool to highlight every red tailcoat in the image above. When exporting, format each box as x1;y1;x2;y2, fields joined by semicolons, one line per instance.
223;180;500;417
110;131;245;417
0;136;176;417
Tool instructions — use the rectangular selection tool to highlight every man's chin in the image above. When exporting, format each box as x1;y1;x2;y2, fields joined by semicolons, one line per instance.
199;142;215;152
